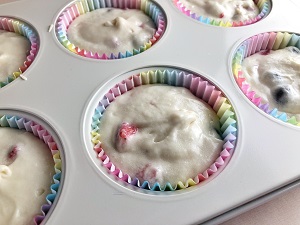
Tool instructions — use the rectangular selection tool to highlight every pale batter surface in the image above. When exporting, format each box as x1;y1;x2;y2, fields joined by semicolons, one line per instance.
0;127;55;225
242;46;300;120
99;85;223;186
180;0;259;22
0;30;30;82
67;8;156;55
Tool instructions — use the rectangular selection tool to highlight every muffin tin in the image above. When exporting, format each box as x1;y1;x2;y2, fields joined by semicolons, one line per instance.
0;0;300;224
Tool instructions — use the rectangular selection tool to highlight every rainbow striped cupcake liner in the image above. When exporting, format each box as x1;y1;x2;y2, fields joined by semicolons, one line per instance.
232;31;300;126
0;114;62;224
173;0;271;27
0;17;39;88
91;69;237;191
55;0;166;60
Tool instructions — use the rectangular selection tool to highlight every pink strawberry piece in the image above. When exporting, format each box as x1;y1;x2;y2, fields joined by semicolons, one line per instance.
6;145;20;166
136;164;157;180
118;123;137;140
260;49;271;55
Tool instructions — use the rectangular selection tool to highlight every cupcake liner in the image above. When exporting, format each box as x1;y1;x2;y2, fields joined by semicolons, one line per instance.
91;69;237;191
55;0;166;60
0;114;62;224
0;17;39;88
173;0;271;27
232;31;300;126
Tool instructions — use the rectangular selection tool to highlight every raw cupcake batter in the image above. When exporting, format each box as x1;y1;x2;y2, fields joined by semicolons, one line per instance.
0;127;55;225
0;30;30;83
67;8;156;55
99;85;224;186
241;46;300;120
179;0;259;22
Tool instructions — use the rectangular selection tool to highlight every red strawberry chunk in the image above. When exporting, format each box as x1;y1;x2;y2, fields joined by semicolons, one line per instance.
260;49;271;55
5;145;20;166
219;13;224;18
136;164;157;180
118;123;137;139
8;146;19;159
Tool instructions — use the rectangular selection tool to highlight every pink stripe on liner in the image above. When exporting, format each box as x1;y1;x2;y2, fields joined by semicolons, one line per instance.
208;90;222;107
241;83;250;94
7;19;14;32
255;33;264;52
250;36;258;55
1;18;9;31
118;82;127;93
125;77;134;90
196;80;207;98
190;76;202;95
246;91;256;100
252;97;262;106
111;85;121;97
267;32;277;50
202;84;215;102
215;157;225;167
133;74;142;86
37;129;48;140
213;96;226;112
111;0;117;7
72;4;80;17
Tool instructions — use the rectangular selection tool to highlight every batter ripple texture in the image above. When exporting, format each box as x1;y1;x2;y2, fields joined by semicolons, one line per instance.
67;8;156;55
99;85;223;186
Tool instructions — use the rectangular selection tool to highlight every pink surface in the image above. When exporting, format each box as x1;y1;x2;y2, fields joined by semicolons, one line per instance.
221;186;300;225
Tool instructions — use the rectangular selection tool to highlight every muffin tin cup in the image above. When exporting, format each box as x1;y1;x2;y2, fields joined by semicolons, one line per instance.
0;17;39;88
0;114;62;225
2;0;300;223
173;0;271;27
91;68;237;191
55;0;166;60
232;31;300;126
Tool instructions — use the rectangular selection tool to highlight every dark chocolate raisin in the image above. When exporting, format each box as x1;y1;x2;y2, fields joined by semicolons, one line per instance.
272;86;290;105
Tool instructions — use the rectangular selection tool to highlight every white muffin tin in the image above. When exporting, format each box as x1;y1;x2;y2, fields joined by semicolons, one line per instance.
0;0;300;224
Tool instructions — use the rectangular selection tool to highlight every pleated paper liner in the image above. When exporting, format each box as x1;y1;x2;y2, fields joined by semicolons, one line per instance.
55;0;166;60
232;31;300;127
0;17;39;88
173;0;271;27
0;114;62;224
91;69;237;191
